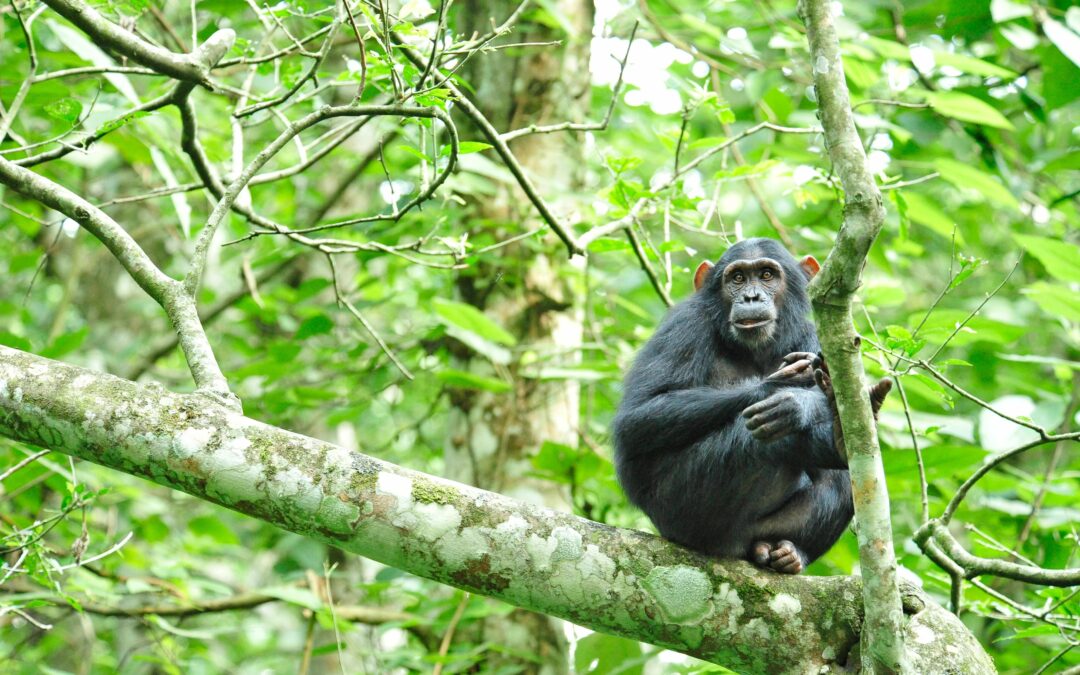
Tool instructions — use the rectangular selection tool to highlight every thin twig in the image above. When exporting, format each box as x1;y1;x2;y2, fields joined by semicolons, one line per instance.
626;225;673;307
879;172;940;191
0;449;50;483
431;592;470;675
499;22;638;142
329;255;414;380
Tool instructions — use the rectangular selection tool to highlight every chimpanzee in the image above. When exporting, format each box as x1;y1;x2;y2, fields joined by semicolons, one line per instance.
612;238;889;574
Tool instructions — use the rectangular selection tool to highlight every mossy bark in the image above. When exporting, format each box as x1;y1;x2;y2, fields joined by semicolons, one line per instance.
0;346;994;673
797;0;907;671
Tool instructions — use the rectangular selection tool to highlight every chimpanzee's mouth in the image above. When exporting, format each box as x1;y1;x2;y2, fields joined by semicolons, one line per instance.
734;319;772;329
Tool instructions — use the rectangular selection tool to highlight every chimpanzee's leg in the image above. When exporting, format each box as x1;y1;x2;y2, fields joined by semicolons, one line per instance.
749;469;853;574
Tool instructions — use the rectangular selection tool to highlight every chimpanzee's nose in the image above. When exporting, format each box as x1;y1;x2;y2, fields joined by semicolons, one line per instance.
743;288;761;303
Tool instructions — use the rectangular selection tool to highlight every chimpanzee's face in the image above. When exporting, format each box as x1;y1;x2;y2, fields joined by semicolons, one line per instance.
721;257;785;345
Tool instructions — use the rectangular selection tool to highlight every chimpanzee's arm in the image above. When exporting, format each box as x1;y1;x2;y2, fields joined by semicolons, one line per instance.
613;381;778;458
618;384;839;467
742;386;842;466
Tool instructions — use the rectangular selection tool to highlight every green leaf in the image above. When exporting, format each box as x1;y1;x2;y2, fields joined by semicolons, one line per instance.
188;515;239;545
96;110;153;136
713;160;777;180
909;309;1024;346
441;141;492;156
859;279;907;307
587;238;631;252
884;444;984;481
398;145;429;161
863;37;1017;79
296;315;335;340
1022;282;1080;321
921;91;1015;130
44;98;83;124
931;51;1017;79
41;327;88;359
933;159;1019;210
0;332;32;351
687;136;729;151
611;295;653;321
1043;18;1080;70
902;193;961;241
1013;235;1080;282
996;624;1059;642
434;299;516;346
137;514;169;543
262;586;323;611
864;36;910;60
605;156;642;174
947;265;978;291
532;441;576;479
436;369;512;393
574;632;644;675
443;326;512;364
886;325;912;340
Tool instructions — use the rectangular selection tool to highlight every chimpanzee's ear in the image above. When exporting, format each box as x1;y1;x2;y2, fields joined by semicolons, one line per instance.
798;255;820;280
694;261;715;291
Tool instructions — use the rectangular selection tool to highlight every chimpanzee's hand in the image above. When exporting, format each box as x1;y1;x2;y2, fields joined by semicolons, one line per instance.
812;363;892;418
814;362;893;461
765;352;821;385
742;389;813;441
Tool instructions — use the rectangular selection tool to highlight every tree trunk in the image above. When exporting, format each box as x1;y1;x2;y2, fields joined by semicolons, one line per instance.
444;0;593;670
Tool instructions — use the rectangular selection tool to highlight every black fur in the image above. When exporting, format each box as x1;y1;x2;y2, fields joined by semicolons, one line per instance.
612;238;852;568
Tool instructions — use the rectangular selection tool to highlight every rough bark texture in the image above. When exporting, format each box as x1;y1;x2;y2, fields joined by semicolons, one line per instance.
0;346;995;673
797;1;906;671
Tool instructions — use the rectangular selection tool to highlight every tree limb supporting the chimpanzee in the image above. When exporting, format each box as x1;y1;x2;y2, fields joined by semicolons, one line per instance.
0;346;995;673
797;0;909;672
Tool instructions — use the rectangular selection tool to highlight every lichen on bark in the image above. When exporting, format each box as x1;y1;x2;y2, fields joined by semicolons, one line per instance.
0;346;993;673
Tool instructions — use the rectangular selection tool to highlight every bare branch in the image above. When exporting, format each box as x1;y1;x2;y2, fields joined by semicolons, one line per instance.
626;225;673;307
329;255;414;380
394;36;583;256
499;22;638;142
798;0;905;670
184;104;459;295
0;345;996;673
0;156;234;402
40;0;234;86
234;18;342;117
916;520;1080;587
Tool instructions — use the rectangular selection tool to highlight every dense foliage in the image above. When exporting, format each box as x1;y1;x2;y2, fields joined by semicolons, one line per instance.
1;0;1077;672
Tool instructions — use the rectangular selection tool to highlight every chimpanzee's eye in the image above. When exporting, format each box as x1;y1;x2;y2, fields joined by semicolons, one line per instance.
761;270;773;280
733;273;745;283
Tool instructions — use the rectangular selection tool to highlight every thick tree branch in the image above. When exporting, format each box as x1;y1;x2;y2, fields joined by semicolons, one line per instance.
0;346;993;673
40;0;234;87
797;0;905;672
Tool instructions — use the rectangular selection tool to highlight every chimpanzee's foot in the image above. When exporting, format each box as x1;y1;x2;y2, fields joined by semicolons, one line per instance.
750;540;805;574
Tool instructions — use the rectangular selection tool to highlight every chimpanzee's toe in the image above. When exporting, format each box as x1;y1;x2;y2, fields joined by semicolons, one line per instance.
751;541;773;566
768;540;805;574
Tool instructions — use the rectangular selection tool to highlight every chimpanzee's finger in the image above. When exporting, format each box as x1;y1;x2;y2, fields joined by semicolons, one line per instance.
766;359;813;381
749;420;792;441
813;368;830;392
